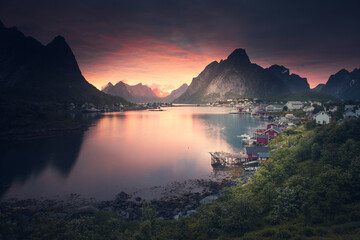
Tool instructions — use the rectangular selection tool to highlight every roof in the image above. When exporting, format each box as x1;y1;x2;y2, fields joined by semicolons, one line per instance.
258;152;269;158
313;111;330;118
246;146;271;155
267;104;284;108
287;101;303;105
265;126;282;133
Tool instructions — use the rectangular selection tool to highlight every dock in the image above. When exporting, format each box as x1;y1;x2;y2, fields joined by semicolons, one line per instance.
210;151;251;167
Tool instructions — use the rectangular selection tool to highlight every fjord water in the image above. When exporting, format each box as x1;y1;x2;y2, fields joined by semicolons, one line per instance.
0;107;262;200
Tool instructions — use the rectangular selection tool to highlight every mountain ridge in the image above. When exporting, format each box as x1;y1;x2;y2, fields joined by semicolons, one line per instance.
102;81;188;103
0;21;127;105
321;68;360;100
174;48;291;103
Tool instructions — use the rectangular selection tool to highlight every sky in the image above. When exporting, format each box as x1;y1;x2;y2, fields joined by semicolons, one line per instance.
1;0;360;96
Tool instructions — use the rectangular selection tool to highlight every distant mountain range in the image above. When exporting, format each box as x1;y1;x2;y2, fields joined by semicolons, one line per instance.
102;81;188;103
0;20;126;105
173;48;359;103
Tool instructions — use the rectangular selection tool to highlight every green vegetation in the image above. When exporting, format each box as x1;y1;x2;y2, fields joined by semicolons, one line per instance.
1;119;360;239
262;91;338;103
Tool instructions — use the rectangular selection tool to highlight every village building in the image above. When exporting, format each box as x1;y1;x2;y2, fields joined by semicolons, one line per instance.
256;134;269;145
345;105;356;111
343;109;360;119
285;113;295;119
258;152;269;162
264;126;282;139
313;111;331;124
245;146;271;160
265;104;283;112
286;101;303;111
303;106;315;112
311;101;322;106
328;106;338;113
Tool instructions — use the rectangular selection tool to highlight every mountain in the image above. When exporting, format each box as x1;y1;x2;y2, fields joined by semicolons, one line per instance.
174;48;290;103
126;83;159;102
267;65;310;92
162;83;188;102
102;81;133;101
0;20;126;105
322;69;360;100
312;83;326;92
102;82;188;103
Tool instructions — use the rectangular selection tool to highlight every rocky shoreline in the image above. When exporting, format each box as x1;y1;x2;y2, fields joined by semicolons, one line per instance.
0;168;256;222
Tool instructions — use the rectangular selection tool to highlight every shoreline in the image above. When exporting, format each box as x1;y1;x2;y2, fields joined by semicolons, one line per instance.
0;168;255;221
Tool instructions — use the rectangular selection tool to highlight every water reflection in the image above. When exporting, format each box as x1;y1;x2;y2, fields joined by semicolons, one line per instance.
1;107;262;200
0;133;85;198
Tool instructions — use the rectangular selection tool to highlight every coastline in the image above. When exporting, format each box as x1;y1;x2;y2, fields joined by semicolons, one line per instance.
0;167;255;221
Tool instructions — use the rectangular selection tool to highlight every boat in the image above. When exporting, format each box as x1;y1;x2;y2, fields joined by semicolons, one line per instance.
242;138;256;145
229;109;238;114
149;109;165;111
84;107;101;113
237;134;250;139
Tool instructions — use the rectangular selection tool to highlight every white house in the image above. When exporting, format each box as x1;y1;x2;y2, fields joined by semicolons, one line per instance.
329;106;338;113
265;104;284;112
345;105;356;111
303;106;315;112
286;101;303;111
313;111;331;125
343;109;360;119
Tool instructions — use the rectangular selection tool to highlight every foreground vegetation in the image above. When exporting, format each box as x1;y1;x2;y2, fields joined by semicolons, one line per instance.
1;119;360;239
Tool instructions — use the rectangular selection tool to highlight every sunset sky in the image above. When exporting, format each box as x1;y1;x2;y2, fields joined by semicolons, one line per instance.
1;0;360;95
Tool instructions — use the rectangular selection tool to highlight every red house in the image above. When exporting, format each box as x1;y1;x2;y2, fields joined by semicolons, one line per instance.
264;126;282;139
256;134;269;145
258;152;269;162
245;146;271;160
256;125;267;134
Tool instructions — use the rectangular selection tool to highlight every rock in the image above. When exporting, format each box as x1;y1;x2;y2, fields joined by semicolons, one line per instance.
186;210;197;217
75;205;99;214
200;195;218;204
101;207;113;212
116;192;131;200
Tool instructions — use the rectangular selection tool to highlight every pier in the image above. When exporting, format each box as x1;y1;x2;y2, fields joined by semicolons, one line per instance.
210;152;250;167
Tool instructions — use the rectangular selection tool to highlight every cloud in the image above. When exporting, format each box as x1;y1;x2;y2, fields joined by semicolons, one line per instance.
1;0;360;88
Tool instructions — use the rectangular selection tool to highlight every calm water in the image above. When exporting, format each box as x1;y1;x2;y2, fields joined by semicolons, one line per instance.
0;107;263;201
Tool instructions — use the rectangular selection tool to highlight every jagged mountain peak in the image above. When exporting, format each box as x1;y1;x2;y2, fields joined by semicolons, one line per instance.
268;64;289;74
46;35;70;50
226;48;251;64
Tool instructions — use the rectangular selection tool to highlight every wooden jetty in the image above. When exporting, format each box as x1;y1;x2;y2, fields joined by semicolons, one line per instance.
210;151;251;167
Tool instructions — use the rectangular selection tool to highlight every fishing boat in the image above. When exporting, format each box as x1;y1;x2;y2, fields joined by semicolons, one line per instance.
229;109;238;114
237;134;250;139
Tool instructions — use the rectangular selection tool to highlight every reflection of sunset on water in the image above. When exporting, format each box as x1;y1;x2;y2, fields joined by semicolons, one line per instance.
3;107;261;200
